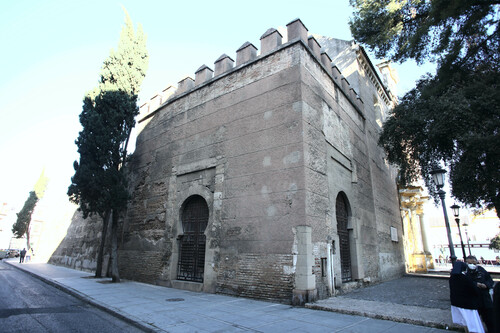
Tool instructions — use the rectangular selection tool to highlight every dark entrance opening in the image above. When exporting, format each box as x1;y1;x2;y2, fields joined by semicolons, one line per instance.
177;195;209;282
336;193;352;283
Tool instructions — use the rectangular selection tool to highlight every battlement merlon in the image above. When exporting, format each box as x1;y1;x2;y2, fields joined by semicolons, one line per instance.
149;93;161;111
260;28;283;55
236;42;257;66
214;54;235;77
139;85;174;117
139;18;368;123
177;76;195;95
320;51;332;76
307;36;321;59
195;65;214;86
286;18;308;44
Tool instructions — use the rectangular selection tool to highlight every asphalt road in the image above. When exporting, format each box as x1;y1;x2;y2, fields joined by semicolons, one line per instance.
0;261;144;333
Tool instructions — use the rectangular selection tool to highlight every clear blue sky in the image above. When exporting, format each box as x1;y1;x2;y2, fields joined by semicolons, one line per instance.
0;0;435;208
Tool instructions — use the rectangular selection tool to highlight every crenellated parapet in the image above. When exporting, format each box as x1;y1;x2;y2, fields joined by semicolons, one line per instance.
139;18;366;123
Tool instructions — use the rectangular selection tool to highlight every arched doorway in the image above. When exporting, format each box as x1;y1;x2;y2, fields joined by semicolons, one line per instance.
336;193;352;283
177;195;209;282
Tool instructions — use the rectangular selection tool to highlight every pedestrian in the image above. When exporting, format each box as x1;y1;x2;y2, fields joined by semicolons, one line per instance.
19;248;26;263
494;282;500;333
465;255;494;333
26;248;32;262
450;261;485;333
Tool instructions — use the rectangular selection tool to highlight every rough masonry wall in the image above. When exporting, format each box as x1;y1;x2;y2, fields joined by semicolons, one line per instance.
300;49;377;290
216;253;294;301
121;44;308;301
49;211;103;272
298;37;404;291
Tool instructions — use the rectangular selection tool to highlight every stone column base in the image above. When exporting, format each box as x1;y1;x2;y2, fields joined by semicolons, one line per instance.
292;288;317;306
425;254;435;270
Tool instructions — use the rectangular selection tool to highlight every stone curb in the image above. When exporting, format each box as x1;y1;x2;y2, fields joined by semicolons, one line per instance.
5;261;162;333
408;272;500;282
405;273;449;279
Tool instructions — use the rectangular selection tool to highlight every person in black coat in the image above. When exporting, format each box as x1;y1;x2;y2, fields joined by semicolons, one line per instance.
450;262;482;308
19;248;26;263
450;261;485;332
465;256;494;333
493;282;500;333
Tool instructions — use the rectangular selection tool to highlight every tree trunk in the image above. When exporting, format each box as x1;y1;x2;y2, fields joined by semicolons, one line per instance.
110;209;120;282
95;210;111;278
26;224;31;250
106;254;112;278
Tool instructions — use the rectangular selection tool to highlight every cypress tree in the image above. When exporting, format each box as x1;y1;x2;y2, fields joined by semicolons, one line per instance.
12;170;49;249
68;9;148;281
12;191;38;249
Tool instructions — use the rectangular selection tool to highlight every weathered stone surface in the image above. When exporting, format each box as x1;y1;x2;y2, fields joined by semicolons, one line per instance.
49;212;103;273
50;21;403;303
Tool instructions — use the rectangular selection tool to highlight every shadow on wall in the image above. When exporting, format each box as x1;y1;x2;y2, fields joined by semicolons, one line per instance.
47;208;108;273
26;197;77;264
44;98;161;274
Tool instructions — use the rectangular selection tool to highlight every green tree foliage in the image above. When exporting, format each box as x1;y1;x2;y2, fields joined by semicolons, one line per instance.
12;170;49;249
349;0;499;69
490;233;500;250
68;10;148;281
350;1;500;216
379;68;500;214
99;11;149;96
69;90;138;217
12;191;38;242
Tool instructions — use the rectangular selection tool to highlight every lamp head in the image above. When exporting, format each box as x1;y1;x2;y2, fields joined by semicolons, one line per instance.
450;204;460;218
430;168;446;188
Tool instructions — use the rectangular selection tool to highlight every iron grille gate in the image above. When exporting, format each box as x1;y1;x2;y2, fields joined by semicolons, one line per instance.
177;196;209;283
336;195;352;283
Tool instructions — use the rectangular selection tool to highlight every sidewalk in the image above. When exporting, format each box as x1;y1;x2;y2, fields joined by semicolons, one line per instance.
307;275;457;330
4;259;454;332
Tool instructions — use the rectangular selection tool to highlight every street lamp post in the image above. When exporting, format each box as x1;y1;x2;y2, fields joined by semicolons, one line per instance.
462;222;472;256
430;168;457;265
450;204;467;261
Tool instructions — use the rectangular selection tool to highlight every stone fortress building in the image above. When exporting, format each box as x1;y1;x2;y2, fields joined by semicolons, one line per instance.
50;18;404;304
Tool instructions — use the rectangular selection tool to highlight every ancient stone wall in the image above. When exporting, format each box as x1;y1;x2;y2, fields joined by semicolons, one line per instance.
122;40;307;301
49;211;103;272
50;18;404;303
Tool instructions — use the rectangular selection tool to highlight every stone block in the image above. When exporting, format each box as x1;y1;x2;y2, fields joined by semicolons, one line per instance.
286;18;308;44
195;65;214;86
149;93;161;112
236;42;257;66
307;36;321;59
320;51;332;75
159;86;175;103
260;28;283;55
214;53;234;76
292;288;317;306
177;76;195;95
